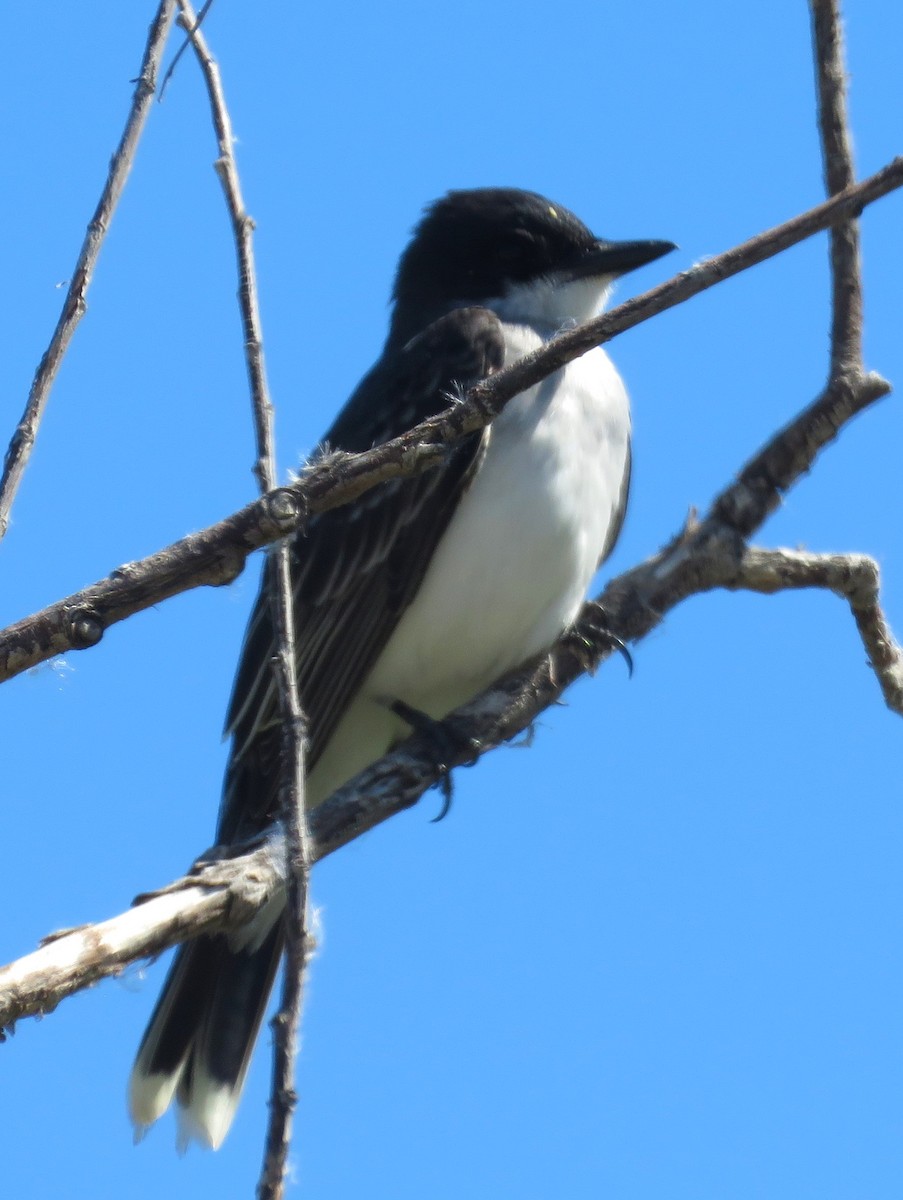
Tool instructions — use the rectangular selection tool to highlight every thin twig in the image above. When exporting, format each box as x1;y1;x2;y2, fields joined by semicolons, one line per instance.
159;0;216;98
811;0;863;374
179;6;310;1194
0;1;177;542
0;158;900;686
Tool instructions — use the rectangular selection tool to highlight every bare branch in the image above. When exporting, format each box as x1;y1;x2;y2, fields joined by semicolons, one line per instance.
0;839;282;1031
0;1;177;542
471;159;900;411
811;0;863;373
178;5;311;1191
711;371;889;538
1;160;900;687
3;368;899;1029
159;0;215;97
728;547;903;713
178;3;275;494
313;384;903;855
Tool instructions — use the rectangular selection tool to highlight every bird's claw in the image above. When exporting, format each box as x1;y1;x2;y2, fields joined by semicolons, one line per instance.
568;603;634;678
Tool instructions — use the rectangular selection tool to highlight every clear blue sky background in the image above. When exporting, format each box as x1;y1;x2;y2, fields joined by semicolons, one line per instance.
3;3;902;1197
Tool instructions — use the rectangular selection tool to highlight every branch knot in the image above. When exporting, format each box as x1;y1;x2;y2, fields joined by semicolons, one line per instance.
265;488;301;533
67;608;103;649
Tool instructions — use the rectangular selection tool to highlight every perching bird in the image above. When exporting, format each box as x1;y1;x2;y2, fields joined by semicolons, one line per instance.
129;187;675;1149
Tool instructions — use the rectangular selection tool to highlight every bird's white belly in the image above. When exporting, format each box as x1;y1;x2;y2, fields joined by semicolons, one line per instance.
306;325;630;806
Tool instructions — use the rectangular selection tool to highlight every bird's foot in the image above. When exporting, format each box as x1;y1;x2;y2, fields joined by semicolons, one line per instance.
566;602;634;678
389;699;480;822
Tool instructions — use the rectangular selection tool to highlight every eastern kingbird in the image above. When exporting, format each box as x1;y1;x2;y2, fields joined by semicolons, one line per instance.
129;188;675;1148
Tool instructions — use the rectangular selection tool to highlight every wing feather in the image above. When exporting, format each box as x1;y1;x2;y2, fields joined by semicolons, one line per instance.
218;307;504;842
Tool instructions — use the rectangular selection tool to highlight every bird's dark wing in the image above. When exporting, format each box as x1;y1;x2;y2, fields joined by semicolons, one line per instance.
217;307;505;842
598;439;632;567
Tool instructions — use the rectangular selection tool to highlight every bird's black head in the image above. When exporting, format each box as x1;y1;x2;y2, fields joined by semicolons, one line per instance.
389;188;674;344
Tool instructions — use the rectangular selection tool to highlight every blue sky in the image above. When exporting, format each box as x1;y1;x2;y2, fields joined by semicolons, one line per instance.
3;3;902;1197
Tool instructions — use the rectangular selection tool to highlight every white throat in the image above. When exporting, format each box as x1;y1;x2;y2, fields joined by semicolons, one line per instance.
488;273;614;332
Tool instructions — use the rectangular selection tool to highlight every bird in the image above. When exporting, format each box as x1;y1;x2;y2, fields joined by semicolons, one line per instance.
128;187;675;1149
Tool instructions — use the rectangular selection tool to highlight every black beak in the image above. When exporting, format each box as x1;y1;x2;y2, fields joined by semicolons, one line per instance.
569;237;677;281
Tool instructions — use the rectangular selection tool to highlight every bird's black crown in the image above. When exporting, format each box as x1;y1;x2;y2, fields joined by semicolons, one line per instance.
390;188;598;333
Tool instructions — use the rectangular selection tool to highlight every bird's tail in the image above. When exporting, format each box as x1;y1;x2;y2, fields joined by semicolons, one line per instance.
129;909;284;1150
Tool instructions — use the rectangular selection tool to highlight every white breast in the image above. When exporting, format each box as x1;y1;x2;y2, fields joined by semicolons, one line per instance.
306;317;631;806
